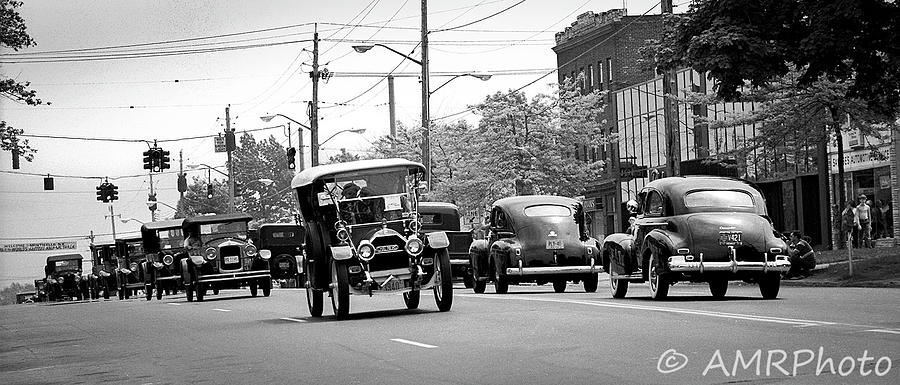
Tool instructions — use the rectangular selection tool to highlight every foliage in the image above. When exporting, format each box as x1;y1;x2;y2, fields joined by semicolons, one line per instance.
0;282;35;306
325;148;361;164
1;0;44;162
176;133;296;226
654;0;900;117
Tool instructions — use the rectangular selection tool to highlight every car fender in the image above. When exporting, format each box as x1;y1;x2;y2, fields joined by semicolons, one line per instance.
490;239;514;271
643;230;677;272
141;261;150;283
602;233;634;273
468;239;490;278
180;259;191;285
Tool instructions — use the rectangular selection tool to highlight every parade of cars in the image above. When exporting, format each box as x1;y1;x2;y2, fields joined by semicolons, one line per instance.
140;219;185;300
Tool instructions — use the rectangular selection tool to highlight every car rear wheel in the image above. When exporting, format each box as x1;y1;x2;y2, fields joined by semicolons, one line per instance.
249;281;258;297
463;274;475;289
709;279;728;299
261;278;272;297
492;255;509;294
583;273;599;293
403;290;420;309
610;274;628;298
145;283;153;301
185;284;194;302
155;282;163;300
758;273;781;299
433;249;453;312
648;249;670;300
330;260;350;319
196;283;205;302
552;279;567;293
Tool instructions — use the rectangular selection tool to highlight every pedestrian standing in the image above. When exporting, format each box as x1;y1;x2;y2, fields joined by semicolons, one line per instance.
857;194;872;248
840;200;859;249
872;199;884;239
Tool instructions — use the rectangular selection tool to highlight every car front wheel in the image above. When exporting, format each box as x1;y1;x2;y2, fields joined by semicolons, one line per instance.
758;273;781;299
305;258;323;317
709;278;728;299
433;249;453;312
261;278;272;297
552;279;567;293
331;259;350;319
403;290;420;309
583;273;598;293
196;283;205;302
648;249;670;300
185;284;194;302
249;281;258;297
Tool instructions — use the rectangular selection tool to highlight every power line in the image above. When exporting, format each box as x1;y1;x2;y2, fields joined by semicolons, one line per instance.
432;0;527;32
16;124;289;145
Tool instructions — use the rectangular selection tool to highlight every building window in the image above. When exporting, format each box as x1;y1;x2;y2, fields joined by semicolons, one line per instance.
587;64;594;91
606;58;613;83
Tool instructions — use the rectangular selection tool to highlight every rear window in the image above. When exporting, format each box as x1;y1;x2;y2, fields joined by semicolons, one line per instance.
684;190;754;208
421;214;443;225
523;205;572;217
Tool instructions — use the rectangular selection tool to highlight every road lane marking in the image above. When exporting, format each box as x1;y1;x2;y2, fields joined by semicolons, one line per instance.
390;338;437;349
460;294;837;328
280;317;307;323
168;303;181;306
866;329;900;335
212;308;231;312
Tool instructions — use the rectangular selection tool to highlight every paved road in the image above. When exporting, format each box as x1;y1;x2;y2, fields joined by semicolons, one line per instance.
2;281;898;384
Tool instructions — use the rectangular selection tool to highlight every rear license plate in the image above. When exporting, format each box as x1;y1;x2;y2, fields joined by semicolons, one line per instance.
546;240;564;250
278;261;290;269
718;231;742;246
381;279;403;291
224;256;239;264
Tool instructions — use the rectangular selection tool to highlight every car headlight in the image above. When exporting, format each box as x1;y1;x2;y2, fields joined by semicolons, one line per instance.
258;249;271;260
246;245;258;257
204;247;217;261
162;254;174;266
405;235;424;256
357;241;375;261
407;217;422;233
130;262;139;272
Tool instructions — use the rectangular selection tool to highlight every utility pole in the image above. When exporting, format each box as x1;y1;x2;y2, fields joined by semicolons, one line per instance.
661;0;680;177
226;105;236;213
105;204;119;240
421;0;431;186
178;150;184;200
297;119;305;171
149;173;157;222
388;75;397;150
310;25;321;167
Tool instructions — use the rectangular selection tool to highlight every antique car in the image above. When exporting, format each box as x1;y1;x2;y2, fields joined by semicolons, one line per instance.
419;202;475;288
258;223;305;288
469;196;602;294
141;219;185;300
601;176;790;300
180;213;272;302
292;158;453;319
115;236;147;299
43;254;89;301
33;279;48;302
89;242;118;299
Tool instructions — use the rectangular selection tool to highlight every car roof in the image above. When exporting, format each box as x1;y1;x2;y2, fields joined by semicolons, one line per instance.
116;235;143;243
259;223;301;229
47;253;82;262
290;158;424;188
418;201;460;215
645;176;766;213
141;218;184;231
493;195;579;214
182;212;254;227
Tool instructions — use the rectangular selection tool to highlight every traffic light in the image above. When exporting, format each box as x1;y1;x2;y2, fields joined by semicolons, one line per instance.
96;184;106;202
108;183;119;201
159;150;171;170
286;147;296;170
207;184;214;199
143;149;155;170
148;193;157;211
177;173;187;193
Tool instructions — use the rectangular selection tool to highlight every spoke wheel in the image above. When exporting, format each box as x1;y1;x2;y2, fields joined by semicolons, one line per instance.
403;290;420;309
305;258;323;317
330;259;350;319
648;249;670;300
433;250;453;311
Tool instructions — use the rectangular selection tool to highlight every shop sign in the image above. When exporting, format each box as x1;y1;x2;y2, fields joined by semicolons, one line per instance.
829;144;893;173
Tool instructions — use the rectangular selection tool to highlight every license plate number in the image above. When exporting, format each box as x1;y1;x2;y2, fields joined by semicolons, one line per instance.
278;261;290;269
381;279;403;291
718;231;742;246
546;240;564;250
224;256;239;264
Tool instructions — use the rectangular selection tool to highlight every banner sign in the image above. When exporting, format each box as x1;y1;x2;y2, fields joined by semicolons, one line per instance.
0;242;78;253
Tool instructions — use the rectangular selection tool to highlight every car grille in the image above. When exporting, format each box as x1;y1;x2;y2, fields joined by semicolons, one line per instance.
367;235;408;272
219;245;243;271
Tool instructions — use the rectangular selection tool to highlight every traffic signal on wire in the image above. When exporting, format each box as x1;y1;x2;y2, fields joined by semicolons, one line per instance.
96;184;106;202
143;149;154;170
207;184;214;199
286;147;296;170
160;150;171;170
108;183;119;201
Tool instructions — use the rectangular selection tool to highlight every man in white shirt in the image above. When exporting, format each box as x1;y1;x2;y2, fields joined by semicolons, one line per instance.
857;194;872;248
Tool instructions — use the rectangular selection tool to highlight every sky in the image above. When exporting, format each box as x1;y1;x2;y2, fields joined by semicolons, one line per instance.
0;0;667;248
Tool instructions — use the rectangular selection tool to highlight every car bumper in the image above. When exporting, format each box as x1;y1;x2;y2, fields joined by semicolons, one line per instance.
196;271;271;283
450;258;469;266
667;254;791;273
505;258;602;276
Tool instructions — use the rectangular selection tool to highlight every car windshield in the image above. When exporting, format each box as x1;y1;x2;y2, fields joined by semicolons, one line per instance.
264;229;302;246
159;229;184;250
683;190;754;208
199;221;249;238
52;259;80;272
124;242;143;257
523;204;573;217
318;169;414;225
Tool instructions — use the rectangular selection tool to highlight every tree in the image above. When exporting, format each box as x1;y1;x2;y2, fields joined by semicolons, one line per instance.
232;133;296;226
175;177;229;218
655;0;900;233
325;148;361;164
1;0;46;164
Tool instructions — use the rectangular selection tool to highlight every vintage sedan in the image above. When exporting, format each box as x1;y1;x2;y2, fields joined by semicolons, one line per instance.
141;219;185;300
419;202;475;288
601;176;790;300
89;242;118;299
115;236;147;300
43;254;89;301
180;213;272;302
258;223;305;288
292;158;453;319
469;196;602;294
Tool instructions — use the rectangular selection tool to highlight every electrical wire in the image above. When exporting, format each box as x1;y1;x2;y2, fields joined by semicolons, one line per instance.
431;0;527;32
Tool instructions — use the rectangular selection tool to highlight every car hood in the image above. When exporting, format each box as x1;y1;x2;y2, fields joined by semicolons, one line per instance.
682;212;773;261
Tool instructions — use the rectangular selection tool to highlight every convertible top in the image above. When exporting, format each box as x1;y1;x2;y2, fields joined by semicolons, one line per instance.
116;235;143;243
183;213;254;228
141;218;184;232
418;201;460;215
46;254;83;263
291;158;424;188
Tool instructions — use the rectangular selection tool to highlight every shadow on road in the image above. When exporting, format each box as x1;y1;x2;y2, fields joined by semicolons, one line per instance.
628;295;782;302
291;308;442;323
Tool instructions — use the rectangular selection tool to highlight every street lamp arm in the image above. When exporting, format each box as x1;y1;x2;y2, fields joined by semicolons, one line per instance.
430;73;491;95
187;163;228;178
354;44;422;66
320;128;366;146
262;114;312;132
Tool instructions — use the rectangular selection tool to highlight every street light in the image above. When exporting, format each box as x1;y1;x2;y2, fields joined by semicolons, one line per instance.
186;163;228;178
320;128;366;147
351;44;422;65
260;114;317;167
120;218;145;225
430;73;492;95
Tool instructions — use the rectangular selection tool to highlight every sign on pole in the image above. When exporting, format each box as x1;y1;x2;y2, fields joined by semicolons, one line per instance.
214;136;226;153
